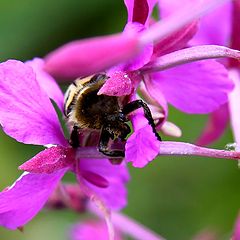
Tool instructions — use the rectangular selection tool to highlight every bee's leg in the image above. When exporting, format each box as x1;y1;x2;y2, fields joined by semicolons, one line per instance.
119;123;131;141
69;125;80;148
98;127;125;158
122;100;162;141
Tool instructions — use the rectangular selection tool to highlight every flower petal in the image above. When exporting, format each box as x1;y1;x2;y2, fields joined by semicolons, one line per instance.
230;1;240;68
81;171;109;188
107;23;153;73
125;113;161;168
19;146;74;174
0;60;66;146
98;71;133;96
0;170;65;229
44;34;139;80
197;104;229;146
149;60;233;114
122;22;153;71
125;124;160;167
229;69;240;144
71;220;122;240
153;21;198;57
141;79;168;120
124;0;157;25
25;58;64;111
190;2;232;46
140;0;230;45
158;0;199;18
79;159;129;210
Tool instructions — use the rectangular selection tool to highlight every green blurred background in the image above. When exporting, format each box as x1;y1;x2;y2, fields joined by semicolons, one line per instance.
0;1;239;239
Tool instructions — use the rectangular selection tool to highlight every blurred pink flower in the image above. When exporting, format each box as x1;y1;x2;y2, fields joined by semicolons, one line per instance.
71;220;123;240
70;209;165;240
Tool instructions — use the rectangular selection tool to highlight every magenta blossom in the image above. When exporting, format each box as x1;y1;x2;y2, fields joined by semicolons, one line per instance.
160;0;240;146
0;58;239;234
70;208;240;240
0;60;129;230
1;0;240;235
46;184;165;240
44;0;240;167
70;208;165;240
71;220;123;240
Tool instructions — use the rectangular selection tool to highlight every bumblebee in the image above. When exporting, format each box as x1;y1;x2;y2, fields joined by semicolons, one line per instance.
64;73;161;158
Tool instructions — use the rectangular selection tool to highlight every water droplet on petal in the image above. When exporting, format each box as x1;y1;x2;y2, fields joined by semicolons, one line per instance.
225;143;238;151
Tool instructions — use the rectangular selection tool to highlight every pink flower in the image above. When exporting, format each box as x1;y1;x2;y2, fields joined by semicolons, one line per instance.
1;0;240;234
70;210;164;240
161;0;240;146
71;220;123;240
45;0;240;167
0;60;129;230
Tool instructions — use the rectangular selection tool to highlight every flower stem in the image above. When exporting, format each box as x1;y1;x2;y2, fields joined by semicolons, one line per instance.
141;45;240;74
159;141;240;160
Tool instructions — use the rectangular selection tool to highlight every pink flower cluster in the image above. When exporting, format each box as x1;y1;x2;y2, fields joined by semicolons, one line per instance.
0;0;240;239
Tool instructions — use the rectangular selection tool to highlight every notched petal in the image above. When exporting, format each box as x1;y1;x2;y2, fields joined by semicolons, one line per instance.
0;60;66;146
25;58;64;111
19;146;74;174
0;171;65;229
150;60;234;114
125;114;160;168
